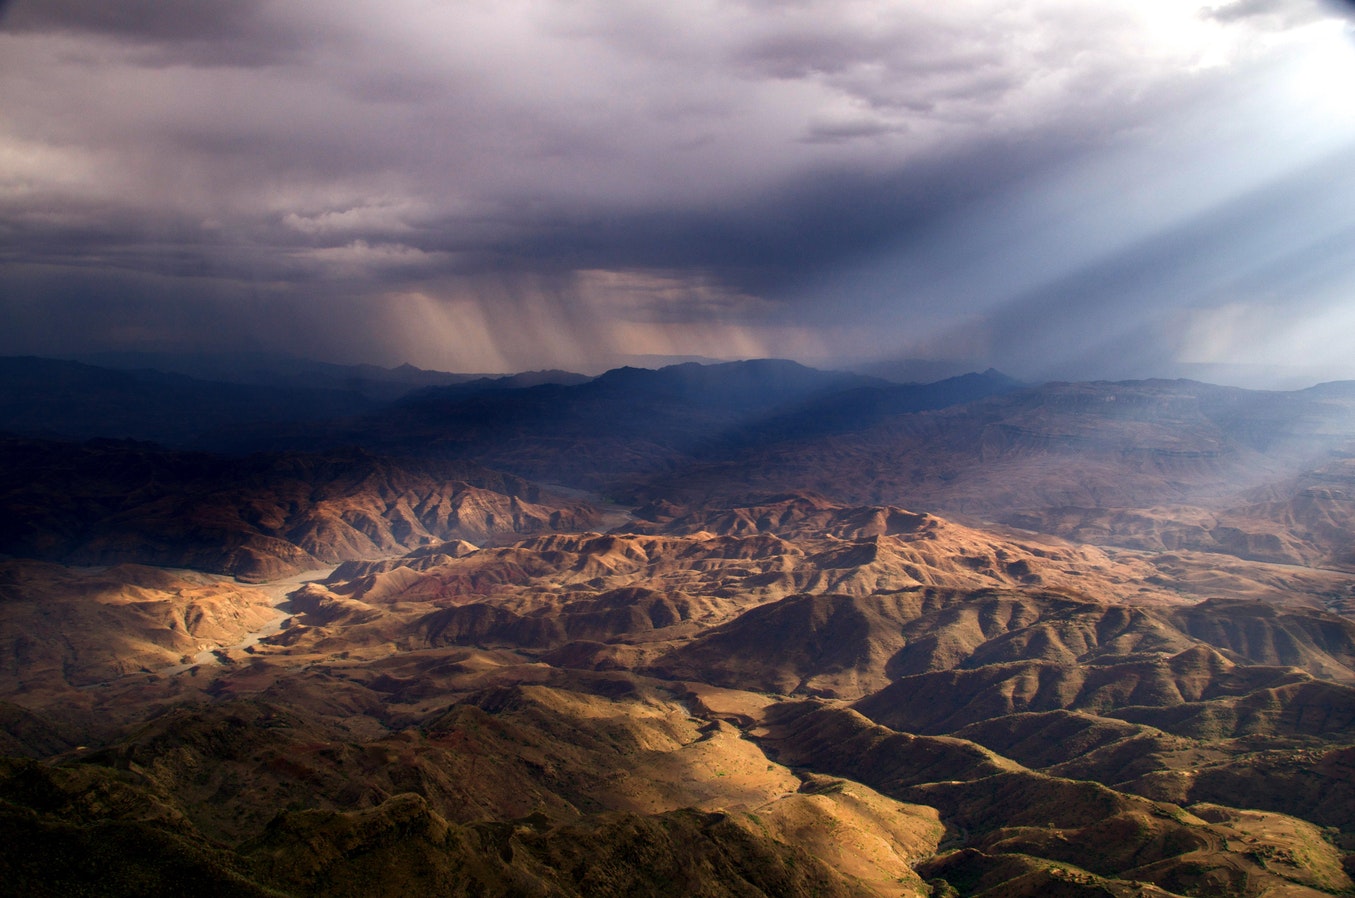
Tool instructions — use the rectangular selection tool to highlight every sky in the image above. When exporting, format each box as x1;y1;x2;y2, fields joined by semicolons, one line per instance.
3;0;1355;384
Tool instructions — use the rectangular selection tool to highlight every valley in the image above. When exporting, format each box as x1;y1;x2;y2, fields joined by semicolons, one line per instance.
3;356;1355;896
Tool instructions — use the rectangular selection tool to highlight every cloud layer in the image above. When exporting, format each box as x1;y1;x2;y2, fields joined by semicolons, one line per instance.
3;0;1354;381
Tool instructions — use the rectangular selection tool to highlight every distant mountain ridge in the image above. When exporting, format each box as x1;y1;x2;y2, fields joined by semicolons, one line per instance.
0;356;591;450
0;356;383;448
0;353;1026;468
295;359;1026;488
635;375;1355;512
69;349;531;400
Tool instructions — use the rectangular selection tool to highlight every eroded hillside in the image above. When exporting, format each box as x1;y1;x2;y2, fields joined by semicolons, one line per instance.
4;489;1355;896
5;364;1355;896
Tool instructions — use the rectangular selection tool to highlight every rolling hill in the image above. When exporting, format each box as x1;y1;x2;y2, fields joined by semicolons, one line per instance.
3;359;1355;896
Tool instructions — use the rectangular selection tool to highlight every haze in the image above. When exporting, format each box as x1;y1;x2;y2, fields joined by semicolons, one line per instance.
3;0;1355;386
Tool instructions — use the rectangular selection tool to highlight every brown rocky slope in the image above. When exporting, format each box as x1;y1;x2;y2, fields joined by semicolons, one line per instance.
3;482;1355;895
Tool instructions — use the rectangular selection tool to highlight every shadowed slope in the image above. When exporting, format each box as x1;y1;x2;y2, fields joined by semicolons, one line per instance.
0;438;599;580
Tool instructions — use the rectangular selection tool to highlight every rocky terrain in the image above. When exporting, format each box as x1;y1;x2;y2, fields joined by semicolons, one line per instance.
0;438;600;581
4;357;1355;896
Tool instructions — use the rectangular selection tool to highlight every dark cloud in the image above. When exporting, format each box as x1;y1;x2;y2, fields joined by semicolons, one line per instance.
801;118;905;144
2;0;1354;381
1;0;257;38
1211;0;1342;26
0;0;301;66
470;130;1085;305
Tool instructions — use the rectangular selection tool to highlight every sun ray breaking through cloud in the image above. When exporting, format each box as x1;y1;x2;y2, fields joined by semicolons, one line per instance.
2;0;1355;383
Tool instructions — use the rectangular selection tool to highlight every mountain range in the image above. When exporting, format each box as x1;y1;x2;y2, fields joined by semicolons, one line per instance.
3;353;1355;896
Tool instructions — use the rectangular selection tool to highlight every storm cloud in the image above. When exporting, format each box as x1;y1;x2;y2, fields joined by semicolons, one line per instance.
2;0;1354;381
